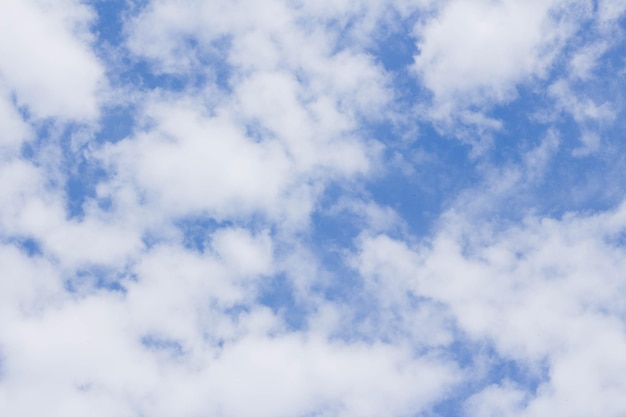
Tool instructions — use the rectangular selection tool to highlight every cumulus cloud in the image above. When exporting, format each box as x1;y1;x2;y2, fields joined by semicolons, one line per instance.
409;0;626;143
353;200;626;417
0;0;105;120
1;0;626;416
413;0;569;109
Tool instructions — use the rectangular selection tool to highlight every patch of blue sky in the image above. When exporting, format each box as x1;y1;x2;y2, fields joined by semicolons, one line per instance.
493;89;626;217
311;182;365;238
369;23;432;127
308;187;367;264
29;108;132;222
325;107;479;242
486;357;547;395
535;150;625;213
120;61;192;91
3;236;43;257
606;224;626;248
117;37;234;94
140;334;185;357
19;118;56;161
279;214;369;335
18;238;43;256
95;104;136;144
92;0;129;47
64;156;108;219
64;266;131;294
244;119;275;144
17;121;108;220
175;216;234;253
94;2;234;95
370;14;417;72
140;225;176;250
258;272;308;331
367;130;478;237
489;87;554;152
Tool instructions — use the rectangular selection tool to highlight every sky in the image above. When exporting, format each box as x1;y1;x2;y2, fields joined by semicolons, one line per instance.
1;0;626;416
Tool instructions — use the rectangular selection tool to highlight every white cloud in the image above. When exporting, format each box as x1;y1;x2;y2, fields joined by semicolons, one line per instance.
2;1;626;416
0;230;461;417
547;78;615;155
568;42;609;80
97;94;373;229
598;0;626;23
0;0;105;120
0;5;458;415
464;383;528;417
100;0;396;234
0;245;66;320
100;101;293;219
0;84;32;151
0;156;143;270
352;200;626;416
412;0;590;120
97;47;381;228
125;0;393;114
548;79;615;123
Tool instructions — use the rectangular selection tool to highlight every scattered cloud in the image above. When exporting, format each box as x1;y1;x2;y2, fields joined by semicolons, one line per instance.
1;0;626;416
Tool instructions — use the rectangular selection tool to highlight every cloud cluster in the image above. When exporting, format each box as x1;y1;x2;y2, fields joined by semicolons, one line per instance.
2;0;626;416
410;0;626;147
354;201;626;417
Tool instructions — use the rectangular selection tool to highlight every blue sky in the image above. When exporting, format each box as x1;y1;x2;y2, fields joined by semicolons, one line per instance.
2;0;626;416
